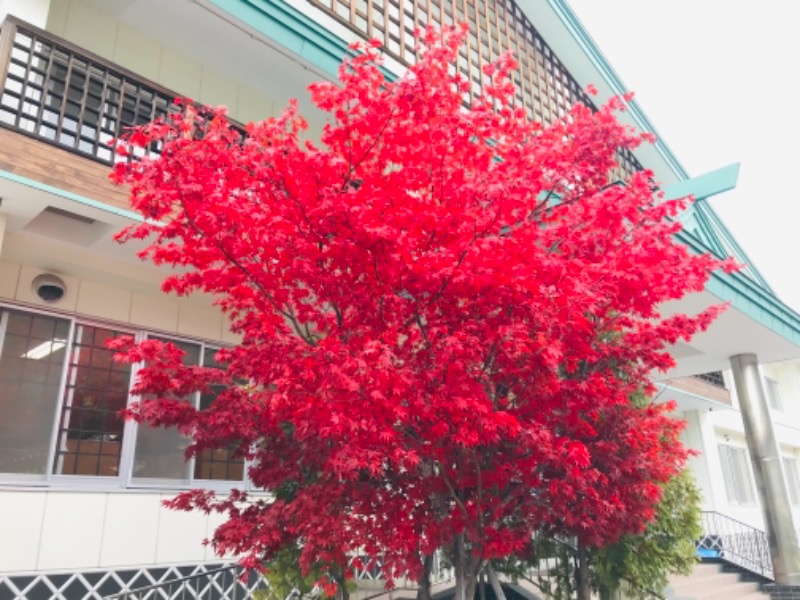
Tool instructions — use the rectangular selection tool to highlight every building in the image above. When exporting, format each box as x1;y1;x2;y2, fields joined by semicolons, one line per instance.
0;0;799;598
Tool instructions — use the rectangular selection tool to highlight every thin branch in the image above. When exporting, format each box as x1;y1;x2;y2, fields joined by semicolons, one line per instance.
181;205;318;347
436;460;469;520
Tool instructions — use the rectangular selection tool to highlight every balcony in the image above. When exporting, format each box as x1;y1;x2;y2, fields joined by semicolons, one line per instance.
692;371;726;388
667;371;732;407
0;17;178;163
0;17;188;210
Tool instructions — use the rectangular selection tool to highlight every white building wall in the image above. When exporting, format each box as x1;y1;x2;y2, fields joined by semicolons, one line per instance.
686;364;800;536
0;489;229;573
42;0;275;125
0;230;242;573
681;409;727;512
0;0;50;27
1;259;237;344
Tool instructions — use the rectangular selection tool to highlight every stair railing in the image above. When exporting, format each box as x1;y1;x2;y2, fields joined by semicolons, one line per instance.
698;511;773;580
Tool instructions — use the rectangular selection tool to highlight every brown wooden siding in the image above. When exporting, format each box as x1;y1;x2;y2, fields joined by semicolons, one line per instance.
0;127;129;210
671;375;732;406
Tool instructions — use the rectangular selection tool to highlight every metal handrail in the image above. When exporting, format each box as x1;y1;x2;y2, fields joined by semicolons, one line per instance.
698;510;773;580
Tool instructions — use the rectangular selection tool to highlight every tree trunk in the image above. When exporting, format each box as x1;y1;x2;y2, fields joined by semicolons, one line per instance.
417;554;434;600
478;570;486;600
485;564;506;600
452;534;481;600
333;564;349;600
576;544;591;600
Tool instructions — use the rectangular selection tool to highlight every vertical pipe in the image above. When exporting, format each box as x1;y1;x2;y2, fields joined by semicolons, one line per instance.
730;353;800;584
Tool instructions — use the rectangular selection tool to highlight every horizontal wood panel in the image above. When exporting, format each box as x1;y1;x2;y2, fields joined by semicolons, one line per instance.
671;375;732;405
0;128;130;211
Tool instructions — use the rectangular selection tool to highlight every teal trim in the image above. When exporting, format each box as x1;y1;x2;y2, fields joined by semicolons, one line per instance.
663;163;773;292
547;0;689;181
677;230;800;346
208;0;398;82
0;169;143;222
690;207;726;257
697;201;774;293
663;163;740;202
208;0;353;77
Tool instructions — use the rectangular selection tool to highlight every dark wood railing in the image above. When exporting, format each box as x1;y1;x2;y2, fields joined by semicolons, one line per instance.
0;16;183;165
692;371;726;389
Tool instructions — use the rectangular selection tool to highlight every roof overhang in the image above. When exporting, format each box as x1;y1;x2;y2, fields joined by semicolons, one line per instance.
0;169;164;290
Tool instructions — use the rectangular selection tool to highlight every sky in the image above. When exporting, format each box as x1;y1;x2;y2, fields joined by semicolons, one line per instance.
567;0;800;311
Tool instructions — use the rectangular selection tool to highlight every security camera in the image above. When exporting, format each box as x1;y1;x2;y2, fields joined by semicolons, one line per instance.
32;273;67;303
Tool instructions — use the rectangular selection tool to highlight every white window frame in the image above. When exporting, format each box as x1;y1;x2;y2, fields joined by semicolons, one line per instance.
783;456;800;507
48;317;138;489
0;301;252;492
127;331;249;491
718;442;757;506
0;303;76;486
764;376;783;412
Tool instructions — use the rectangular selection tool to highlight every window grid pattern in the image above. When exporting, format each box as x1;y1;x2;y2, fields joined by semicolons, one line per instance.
194;346;245;482
0;24;172;164
54;324;132;476
0;310;70;475
309;0;643;180
718;444;756;506
134;337;244;483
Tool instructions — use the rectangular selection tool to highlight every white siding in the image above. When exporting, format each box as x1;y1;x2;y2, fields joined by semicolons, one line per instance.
0;490;233;572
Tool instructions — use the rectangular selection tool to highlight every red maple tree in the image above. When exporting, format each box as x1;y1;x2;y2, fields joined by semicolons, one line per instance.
111;25;733;600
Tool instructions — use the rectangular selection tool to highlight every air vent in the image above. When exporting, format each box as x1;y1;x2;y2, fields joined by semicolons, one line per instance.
43;206;96;225
24;205;110;247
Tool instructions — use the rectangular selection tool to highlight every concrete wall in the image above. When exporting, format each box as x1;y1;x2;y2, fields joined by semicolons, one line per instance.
0;0;50;27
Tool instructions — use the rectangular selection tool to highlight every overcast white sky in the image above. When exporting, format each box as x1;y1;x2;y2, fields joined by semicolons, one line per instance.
567;0;800;311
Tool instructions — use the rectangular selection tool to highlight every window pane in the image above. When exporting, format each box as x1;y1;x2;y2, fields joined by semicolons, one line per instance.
133;337;199;481
53;324;131;476
719;444;756;505
194;448;244;481
0;310;69;474
765;377;782;412
193;346;245;482
784;458;800;506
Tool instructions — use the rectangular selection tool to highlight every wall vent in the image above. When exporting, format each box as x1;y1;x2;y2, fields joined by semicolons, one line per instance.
43;205;96;225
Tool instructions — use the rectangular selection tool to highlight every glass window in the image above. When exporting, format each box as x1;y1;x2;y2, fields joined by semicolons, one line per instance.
53;324;132;476
193;347;245;482
133;339;245;483
764;377;782;412
784;457;800;506
0;310;70;475
132;337;200;482
0;305;244;487
719;444;756;505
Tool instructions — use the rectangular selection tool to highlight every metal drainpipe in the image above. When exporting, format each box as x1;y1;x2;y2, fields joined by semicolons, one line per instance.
729;353;800;585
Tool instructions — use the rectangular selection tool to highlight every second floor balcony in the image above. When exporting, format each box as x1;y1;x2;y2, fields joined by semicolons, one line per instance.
0;17;176;210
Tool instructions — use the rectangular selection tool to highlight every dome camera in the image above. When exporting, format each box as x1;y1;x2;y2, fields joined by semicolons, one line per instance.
32;273;67;303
